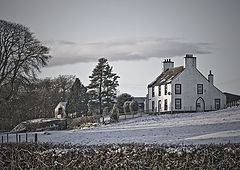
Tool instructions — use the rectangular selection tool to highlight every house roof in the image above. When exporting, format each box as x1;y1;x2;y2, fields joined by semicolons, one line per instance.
148;66;184;88
224;92;240;103
133;97;146;103
60;102;67;108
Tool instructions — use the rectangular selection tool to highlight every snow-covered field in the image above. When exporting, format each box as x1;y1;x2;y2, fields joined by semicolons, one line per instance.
2;107;240;145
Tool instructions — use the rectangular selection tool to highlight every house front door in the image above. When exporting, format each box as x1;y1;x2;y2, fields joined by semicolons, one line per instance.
196;97;205;112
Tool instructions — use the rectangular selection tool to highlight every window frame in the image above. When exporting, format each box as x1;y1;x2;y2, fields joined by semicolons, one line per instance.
152;87;155;97
165;84;168;95
175;98;182;109
158;85;161;96
158;100;161;112
197;84;203;94
152;101;155;112
215;99;221;110
175;84;181;94
164;99;168;111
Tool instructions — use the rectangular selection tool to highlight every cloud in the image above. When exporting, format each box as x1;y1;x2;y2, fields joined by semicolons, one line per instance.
46;38;212;67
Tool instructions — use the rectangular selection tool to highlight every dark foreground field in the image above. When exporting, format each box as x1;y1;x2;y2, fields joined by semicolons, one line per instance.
0;143;240;169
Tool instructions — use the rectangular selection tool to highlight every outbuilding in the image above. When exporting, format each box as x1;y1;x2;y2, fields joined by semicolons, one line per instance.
55;102;67;118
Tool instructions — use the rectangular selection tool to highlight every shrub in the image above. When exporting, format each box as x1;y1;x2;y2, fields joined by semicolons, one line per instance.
123;101;131;114
110;104;119;122
103;107;110;116
129;100;138;113
68;115;101;129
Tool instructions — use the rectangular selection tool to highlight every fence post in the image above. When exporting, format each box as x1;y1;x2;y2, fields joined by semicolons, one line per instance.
19;135;21;143
7;133;8;143
34;133;38;143
16;133;18;143
26;133;28;142
1;136;3;144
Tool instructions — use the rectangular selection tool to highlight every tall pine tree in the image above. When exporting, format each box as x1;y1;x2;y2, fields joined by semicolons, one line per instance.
88;58;119;118
66;78;88;116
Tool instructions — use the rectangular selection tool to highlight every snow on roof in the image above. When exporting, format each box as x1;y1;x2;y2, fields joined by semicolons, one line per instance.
148;66;184;88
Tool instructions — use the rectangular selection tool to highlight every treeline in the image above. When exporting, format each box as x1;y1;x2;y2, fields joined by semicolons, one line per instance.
0;19;140;130
0;75;75;130
0;19;122;130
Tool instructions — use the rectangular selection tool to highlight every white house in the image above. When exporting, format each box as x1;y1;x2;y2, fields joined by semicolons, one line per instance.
145;54;226;113
55;102;67;118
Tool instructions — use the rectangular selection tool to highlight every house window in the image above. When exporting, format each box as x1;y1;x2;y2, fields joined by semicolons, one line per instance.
152;87;155;97
158;86;161;96
175;84;181;94
215;99;221;110
165;84;168;95
164;99;168;111
152;101;155;112
197;84;203;94
158;100;161;112
175;98;181;109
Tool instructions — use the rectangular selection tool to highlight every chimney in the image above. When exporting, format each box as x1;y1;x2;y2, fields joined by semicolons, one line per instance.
184;54;196;69
162;59;174;72
208;70;214;84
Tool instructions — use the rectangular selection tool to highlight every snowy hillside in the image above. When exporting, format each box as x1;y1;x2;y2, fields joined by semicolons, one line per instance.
3;107;240;145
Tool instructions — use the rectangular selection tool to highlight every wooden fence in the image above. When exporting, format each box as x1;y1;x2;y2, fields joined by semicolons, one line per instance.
227;100;240;108
119;112;145;120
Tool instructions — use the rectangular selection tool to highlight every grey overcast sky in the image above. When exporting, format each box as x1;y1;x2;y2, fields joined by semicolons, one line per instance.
1;0;240;96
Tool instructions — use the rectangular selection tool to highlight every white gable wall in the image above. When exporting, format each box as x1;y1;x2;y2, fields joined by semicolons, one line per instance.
172;68;226;112
54;103;67;118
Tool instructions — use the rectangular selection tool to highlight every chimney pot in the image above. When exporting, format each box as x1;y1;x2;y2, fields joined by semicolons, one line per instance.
208;70;214;84
162;58;174;72
184;54;196;69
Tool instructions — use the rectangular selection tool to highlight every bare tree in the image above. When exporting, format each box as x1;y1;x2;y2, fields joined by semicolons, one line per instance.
54;75;76;101
0;20;51;99
0;75;76;130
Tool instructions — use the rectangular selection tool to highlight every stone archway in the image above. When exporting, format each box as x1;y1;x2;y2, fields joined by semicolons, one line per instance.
196;97;205;112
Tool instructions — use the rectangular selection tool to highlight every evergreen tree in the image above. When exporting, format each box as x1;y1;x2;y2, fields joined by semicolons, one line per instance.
66;78;88;116
88;58;119;119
